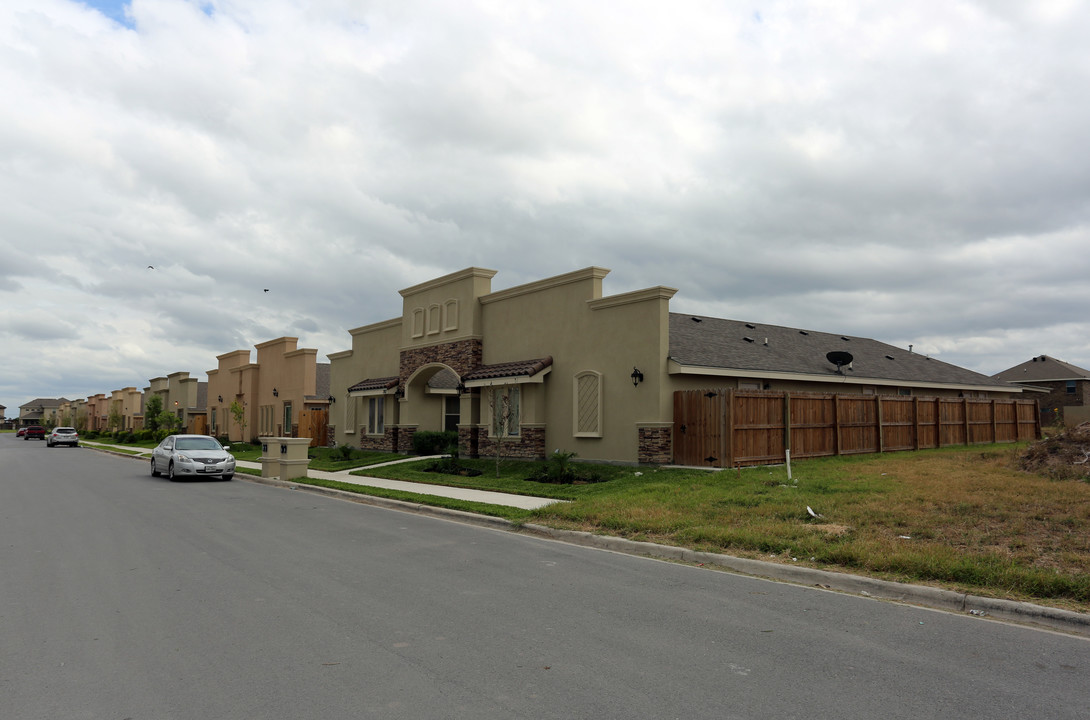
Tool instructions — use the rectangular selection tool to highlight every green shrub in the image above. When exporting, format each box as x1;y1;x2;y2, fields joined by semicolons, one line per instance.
412;431;458;456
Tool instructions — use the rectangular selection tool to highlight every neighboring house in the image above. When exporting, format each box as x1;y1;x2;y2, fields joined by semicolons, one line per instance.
17;398;68;428
147;371;207;434
106;387;144;431
993;355;1090;426
328;267;1024;465
206;337;330;443
85;394;108;431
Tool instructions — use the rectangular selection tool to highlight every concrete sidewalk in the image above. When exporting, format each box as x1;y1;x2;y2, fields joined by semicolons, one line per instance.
237;457;565;511
83;442;562;510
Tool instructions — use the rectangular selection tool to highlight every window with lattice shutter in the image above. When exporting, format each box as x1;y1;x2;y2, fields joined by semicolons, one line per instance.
574;371;602;437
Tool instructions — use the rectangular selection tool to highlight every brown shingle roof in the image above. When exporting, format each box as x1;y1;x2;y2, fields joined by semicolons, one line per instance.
669;314;1009;388
462;357;553;383
993;355;1090;383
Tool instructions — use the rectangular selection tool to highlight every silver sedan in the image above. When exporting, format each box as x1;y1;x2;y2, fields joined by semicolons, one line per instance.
151;434;236;481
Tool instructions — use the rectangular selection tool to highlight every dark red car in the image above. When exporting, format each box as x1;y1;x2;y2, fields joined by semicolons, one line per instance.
24;426;46;440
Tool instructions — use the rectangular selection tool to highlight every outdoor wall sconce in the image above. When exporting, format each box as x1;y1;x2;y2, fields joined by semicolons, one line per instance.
173;400;179;406
394;387;405;399
631;367;644;387
328;395;336;403
273;388;279;397
217;395;223;403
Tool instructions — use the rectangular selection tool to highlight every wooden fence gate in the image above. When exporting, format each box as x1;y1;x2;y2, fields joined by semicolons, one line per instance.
673;389;1040;468
298;408;329;448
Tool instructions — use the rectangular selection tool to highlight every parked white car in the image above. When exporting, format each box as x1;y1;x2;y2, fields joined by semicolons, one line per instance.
47;427;79;447
151;434;235;481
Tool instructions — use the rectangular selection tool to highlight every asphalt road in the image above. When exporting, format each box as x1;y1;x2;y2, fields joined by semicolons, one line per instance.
2;434;1088;719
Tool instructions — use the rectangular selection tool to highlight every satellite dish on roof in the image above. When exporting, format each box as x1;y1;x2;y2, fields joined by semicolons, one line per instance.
826;350;854;374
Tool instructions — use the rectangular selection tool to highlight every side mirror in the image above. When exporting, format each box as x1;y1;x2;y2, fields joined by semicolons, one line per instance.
223;445;231;451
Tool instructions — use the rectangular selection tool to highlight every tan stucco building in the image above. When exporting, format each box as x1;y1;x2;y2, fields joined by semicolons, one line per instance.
329;267;1025;465
207;337;330;443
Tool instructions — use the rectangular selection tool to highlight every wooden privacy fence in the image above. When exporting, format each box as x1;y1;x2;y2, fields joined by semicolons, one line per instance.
673;390;1040;468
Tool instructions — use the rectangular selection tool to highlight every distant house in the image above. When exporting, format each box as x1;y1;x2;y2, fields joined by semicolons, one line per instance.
994;355;1090;426
329;267;1025;465
17;398;69;428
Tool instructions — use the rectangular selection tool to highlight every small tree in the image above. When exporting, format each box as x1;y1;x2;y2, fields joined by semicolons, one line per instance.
229;400;247;444
144;396;163;433
488;385;515;478
107;402;124;434
156;411;182;439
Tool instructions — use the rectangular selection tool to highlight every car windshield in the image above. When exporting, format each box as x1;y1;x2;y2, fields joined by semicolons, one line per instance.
175;437;222;451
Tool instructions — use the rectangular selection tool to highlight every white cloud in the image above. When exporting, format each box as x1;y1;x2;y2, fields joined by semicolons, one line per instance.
3;0;1090;407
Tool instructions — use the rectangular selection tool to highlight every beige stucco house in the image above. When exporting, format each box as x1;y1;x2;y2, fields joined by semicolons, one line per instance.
207;336;330;443
329;267;1025;465
144;372;207;433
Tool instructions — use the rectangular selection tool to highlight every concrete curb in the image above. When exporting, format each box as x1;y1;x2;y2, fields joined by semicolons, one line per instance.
95;447;1090;638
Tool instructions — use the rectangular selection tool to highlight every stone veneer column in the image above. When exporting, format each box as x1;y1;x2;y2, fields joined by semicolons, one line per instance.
637;423;673;464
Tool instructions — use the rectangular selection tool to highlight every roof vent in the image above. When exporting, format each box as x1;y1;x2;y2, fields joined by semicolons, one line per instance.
743;337;755;343
885;355;895;360
841;336;851;342
799;330;809;336
745;323;756;329
691;317;702;323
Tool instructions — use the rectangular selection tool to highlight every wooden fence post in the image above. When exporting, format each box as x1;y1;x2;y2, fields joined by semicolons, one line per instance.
783;392;792;457
833;395;841;456
876;395;884;453
962;397;970;447
913;396;920;450
725;389;735;468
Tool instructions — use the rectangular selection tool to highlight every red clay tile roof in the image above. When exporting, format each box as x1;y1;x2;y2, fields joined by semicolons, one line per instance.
462;357;553;383
347;376;399;393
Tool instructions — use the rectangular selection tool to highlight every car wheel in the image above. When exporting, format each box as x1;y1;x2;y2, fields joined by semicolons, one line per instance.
222;473;234;481
167;462;177;482
151;459;160;477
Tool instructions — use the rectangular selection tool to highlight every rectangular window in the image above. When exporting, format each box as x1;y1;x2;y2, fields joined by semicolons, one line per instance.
898;388;912;396
1067;381;1077;395
492;386;520;437
368;397;385;435
283;403;293;437
444;396;460;432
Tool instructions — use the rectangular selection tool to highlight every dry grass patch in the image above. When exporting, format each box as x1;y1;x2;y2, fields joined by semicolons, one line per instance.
532;444;1090;607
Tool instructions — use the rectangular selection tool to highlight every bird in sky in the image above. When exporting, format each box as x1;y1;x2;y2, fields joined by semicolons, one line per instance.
147;265;154;269
263;288;269;293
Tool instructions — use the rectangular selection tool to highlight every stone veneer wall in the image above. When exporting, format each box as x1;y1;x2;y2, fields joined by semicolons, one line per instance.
399;339;483;385
359;426;399;453
476;425;545;460
396;425;417;454
637;424;673;465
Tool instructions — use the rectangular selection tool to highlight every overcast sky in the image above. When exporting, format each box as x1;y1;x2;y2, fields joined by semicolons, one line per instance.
3;0;1089;413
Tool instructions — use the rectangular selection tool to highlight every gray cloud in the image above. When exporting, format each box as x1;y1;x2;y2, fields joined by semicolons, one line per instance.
2;0;1089;409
